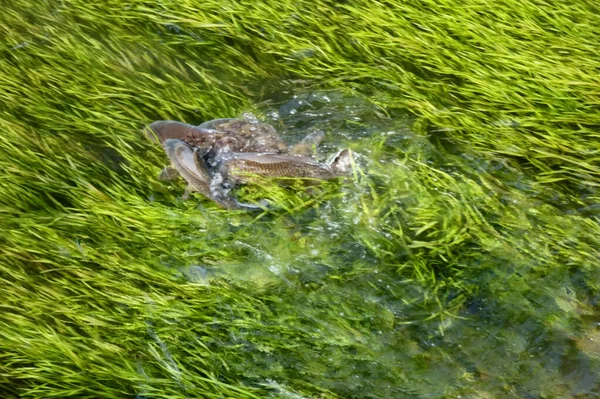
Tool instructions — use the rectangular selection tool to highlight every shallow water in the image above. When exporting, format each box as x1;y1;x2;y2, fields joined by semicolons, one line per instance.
144;92;600;398
1;2;599;398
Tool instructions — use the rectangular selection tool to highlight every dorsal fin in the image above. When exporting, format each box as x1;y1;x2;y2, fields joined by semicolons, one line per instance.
289;131;325;156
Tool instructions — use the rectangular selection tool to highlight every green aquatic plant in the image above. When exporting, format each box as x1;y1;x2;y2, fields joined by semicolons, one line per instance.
1;0;599;398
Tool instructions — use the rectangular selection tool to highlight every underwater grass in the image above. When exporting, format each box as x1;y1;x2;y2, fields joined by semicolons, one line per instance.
1;0;600;398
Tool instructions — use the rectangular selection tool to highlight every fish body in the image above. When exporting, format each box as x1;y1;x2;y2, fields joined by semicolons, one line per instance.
162;139;212;197
218;150;351;184
148;118;288;158
162;139;264;210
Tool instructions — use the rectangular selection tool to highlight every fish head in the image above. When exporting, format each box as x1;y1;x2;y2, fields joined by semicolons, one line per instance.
163;139;212;189
147;120;218;147
328;149;353;175
146;120;192;143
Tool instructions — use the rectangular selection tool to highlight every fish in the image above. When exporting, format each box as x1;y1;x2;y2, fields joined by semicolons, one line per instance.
162;139;265;210
148;117;351;209
147;118;324;157
146;119;288;158
218;150;352;184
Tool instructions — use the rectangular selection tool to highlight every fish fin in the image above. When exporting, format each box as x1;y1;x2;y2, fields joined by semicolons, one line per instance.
289;131;325;156
198;118;238;130
218;197;270;211
158;166;180;181
328;149;353;174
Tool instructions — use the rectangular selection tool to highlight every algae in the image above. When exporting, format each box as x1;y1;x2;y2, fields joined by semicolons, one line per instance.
1;0;599;398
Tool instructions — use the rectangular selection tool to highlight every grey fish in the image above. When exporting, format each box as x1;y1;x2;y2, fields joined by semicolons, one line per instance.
162;139;263;210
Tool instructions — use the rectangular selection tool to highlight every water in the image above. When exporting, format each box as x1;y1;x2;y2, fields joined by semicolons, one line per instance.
144;91;600;398
1;3;598;395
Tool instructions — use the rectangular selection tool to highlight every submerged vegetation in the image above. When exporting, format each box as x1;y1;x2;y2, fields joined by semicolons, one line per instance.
1;0;599;397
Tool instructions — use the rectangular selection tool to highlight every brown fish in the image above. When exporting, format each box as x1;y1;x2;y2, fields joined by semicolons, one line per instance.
147;119;288;158
147;118;324;158
218;150;353;184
